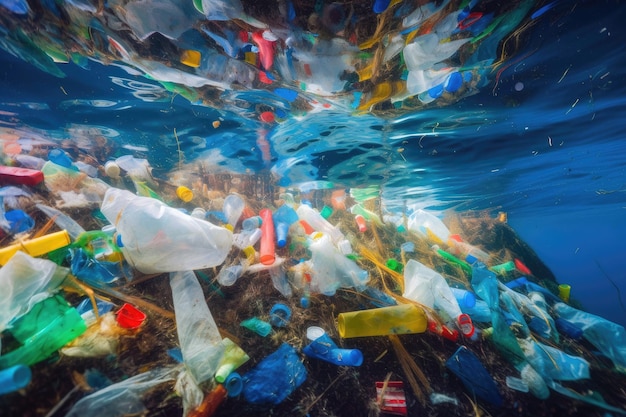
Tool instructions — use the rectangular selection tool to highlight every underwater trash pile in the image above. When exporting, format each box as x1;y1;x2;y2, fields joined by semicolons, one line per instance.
0;151;625;417
0;0;558;121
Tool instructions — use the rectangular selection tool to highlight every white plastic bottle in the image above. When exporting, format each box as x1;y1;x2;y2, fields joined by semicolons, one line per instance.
100;187;232;273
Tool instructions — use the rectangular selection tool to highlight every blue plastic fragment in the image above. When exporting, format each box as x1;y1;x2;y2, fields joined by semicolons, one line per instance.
445;346;503;407
243;343;307;405
274;88;298;102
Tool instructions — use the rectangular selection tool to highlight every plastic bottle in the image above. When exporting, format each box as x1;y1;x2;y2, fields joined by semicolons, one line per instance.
296;204;344;244
259;208;276;265
169;270;224;384
100;188;232;273
303;329;363;366
216;264;244;286
407;209;450;244
337;304;427;338
272;204;298;248
0;365;31;395
0;229;71;266
222;194;245;227
242;215;262;230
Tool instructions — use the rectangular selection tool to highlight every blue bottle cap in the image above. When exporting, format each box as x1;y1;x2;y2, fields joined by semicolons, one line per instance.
269;303;292;327
224;372;243;397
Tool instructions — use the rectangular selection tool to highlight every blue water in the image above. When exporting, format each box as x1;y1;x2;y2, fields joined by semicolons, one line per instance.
1;1;625;325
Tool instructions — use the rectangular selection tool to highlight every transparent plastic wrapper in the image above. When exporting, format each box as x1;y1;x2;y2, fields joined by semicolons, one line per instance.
65;367;177;417
35;203;86;239
403;259;461;319
403;33;470;72
553;302;626;372
0;251;68;331
61;312;125;358
169;270;224;384
41;161;109;208
519;362;550;400
517;337;590;381
101;188;232;273
242;343;307;405
306;234;368;296
406;209;450;244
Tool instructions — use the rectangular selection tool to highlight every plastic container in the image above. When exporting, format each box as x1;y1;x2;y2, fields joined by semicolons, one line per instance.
451;288;476;309
558;284;571;302
116;303;146;329
0;165;44;186
259;208;276;265
100;188;232;273
0;365;32;395
170;270;225;384
337;304;427;338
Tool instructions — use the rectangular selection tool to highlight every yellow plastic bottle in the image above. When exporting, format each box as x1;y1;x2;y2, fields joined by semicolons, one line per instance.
0;230;71;265
337;303;428;338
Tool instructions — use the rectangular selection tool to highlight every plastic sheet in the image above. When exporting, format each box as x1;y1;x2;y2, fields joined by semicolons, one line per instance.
101;187;232;273
0;251;68;331
65;367;177;417
242;343;307;405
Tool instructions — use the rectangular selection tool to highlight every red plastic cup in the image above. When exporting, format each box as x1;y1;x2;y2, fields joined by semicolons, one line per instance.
259;208;276;265
116;303;146;329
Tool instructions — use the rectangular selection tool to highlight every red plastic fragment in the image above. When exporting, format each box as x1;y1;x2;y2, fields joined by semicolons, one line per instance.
0;166;44;187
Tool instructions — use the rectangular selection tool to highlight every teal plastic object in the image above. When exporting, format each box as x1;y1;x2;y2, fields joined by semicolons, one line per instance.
243;343;307;404
241;317;272;337
0;295;86;369
445;346;503;407
0;365;31;395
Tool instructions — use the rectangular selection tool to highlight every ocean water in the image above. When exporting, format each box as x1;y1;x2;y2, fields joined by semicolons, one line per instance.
0;0;625;327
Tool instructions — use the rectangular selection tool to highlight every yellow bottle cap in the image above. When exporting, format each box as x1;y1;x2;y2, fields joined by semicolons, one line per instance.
180;50;201;68
176;186;193;202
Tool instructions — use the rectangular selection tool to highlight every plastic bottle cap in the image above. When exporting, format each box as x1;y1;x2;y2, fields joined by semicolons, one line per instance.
269;303;292;327
224;372;243;397
104;161;121;179
306;326;326;341
176;186;193;202
116;303;146;329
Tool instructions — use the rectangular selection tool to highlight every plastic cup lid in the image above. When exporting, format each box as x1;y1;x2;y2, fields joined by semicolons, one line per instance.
306;326;326;341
